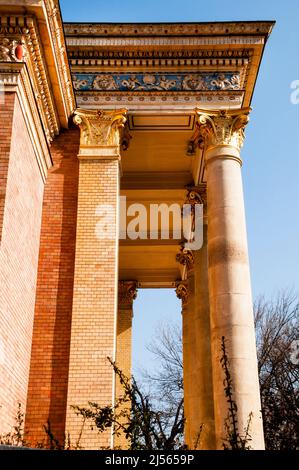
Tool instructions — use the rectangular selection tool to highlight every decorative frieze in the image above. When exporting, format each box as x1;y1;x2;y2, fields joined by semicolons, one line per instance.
73;72;240;92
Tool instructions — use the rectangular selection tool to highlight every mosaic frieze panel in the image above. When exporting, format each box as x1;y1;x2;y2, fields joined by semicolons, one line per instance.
72;72;241;92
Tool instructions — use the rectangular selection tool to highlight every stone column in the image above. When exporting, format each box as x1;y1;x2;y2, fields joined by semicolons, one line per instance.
114;281;138;449
175;279;194;448
193;222;216;450
197;108;264;449
65;109;127;450
176;201;215;449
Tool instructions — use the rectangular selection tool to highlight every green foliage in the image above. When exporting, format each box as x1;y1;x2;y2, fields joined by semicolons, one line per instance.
0;403;26;447
72;358;185;450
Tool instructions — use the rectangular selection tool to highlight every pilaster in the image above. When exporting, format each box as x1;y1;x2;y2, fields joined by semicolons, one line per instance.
65;108;127;449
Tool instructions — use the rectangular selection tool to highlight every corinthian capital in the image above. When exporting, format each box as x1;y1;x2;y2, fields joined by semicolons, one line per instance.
176;244;194;271
196;108;251;151
73;108;127;150
118;281;138;307
175;281;189;306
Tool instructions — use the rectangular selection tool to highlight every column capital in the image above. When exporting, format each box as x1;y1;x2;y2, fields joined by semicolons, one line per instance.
195;107;251;155
185;184;207;208
176;244;194;272
175;280;189;306
118;281;138;307
73;108;128;159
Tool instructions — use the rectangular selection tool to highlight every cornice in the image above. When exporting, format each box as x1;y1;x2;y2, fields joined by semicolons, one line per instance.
64;21;275;38
25;15;60;141
43;0;76;120
65;21;274;109
0;2;75;141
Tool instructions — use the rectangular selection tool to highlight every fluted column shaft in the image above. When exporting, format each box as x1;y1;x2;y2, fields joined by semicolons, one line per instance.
65;109;127;449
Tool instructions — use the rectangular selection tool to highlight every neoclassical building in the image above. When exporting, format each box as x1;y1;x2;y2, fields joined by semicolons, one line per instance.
0;0;274;450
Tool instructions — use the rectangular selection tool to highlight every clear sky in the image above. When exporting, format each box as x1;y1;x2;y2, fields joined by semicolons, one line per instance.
60;0;299;374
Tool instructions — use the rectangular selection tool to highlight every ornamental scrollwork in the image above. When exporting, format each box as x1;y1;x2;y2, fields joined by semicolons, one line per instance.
185;185;207;208
175;281;189;306
72;72;241;93
176;244;194;271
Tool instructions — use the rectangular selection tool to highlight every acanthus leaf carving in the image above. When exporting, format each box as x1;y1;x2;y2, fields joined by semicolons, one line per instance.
73;108;128;147
196;108;251;151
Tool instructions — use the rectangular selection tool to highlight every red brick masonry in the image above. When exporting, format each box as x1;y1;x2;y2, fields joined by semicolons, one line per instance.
25;127;80;445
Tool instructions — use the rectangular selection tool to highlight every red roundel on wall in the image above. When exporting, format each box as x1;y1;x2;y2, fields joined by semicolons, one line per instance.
15;44;24;61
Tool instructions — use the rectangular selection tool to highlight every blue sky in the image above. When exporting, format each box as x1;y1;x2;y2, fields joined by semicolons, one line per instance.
60;0;299;374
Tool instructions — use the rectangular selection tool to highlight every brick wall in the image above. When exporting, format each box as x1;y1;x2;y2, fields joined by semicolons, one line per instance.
0;93;44;433
65;159;119;449
25;127;80;446
0;93;15;242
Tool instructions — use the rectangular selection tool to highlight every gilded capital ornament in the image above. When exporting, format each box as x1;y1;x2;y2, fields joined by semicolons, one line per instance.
185;184;207;207
73;108;128;148
195;108;251;151
176;244;194;271
118;281;138;306
175;281;189;306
